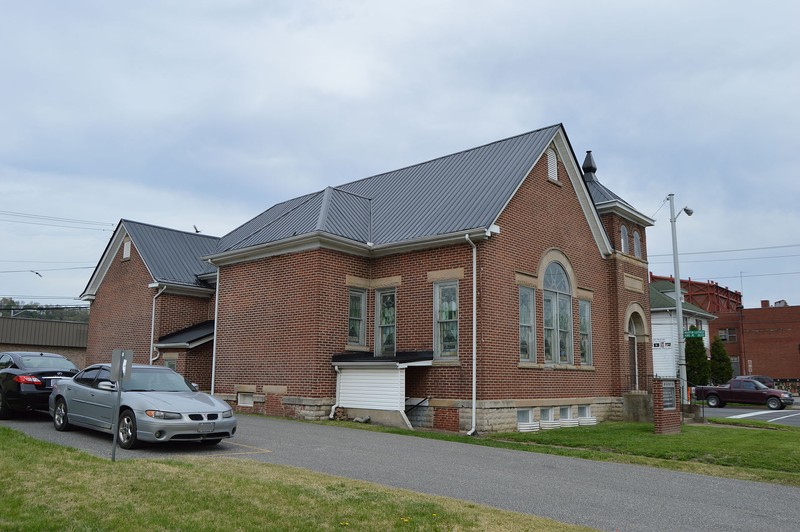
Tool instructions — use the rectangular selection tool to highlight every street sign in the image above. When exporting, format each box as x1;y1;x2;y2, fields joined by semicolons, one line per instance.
683;330;706;338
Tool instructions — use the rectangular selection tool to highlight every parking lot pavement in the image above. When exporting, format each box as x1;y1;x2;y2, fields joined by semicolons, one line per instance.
700;405;800;427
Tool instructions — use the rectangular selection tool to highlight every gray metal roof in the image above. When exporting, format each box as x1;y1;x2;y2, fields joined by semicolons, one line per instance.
121;220;219;287
215;124;562;254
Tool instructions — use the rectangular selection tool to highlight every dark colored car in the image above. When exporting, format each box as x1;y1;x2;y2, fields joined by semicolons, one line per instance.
733;375;774;388
0;351;79;418
695;378;793;410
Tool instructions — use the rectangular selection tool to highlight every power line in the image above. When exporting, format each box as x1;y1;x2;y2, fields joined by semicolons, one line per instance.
649;253;800;265
649;243;800;258
0;266;95;273
0;210;113;227
0;260;93;264
0;218;113;231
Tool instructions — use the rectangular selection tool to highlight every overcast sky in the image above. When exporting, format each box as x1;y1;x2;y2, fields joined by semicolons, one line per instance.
2;1;799;311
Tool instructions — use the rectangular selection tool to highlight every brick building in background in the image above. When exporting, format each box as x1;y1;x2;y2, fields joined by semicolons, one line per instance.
711;300;800;387
82;124;656;432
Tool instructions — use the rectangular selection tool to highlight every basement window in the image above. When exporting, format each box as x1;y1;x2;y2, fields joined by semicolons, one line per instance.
237;392;254;407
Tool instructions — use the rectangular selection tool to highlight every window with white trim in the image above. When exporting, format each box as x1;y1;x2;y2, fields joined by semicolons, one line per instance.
547;148;558;181
519;286;535;360
559;406;572;420
633;230;642;258
578;405;591;418
517;409;532;424
620;225;629;254
122;238;131;260
540;407;553;422
348;289;366;346
543;262;573;364
579;299;592;365
376;289;396;356
719;328;737;342
434;281;458;358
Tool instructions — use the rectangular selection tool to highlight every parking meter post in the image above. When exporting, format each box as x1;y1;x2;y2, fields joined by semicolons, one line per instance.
110;349;132;462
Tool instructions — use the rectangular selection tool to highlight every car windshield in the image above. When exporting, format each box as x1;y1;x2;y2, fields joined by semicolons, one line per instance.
121;369;193;392
19;355;78;371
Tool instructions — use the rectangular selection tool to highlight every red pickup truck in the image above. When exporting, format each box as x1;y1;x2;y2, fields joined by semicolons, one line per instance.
694;378;794;410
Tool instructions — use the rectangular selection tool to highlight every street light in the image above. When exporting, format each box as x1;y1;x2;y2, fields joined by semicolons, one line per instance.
669;193;693;409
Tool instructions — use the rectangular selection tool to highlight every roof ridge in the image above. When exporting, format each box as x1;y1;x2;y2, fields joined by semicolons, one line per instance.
120;219;220;240
336;124;562;189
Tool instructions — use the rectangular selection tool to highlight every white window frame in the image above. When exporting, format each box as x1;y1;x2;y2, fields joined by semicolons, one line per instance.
348;289;366;346
620;225;629;254
543;262;573;364
540;407;554;422
434;281;458;358
517;409;532;424
519;286;536;360
122;238;131;260
579;299;592;365
578;405;591;418
375;289;396;357
559;406;572;420
633;230;642;258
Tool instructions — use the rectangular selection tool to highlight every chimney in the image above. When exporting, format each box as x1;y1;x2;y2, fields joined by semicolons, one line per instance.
761;300;770;308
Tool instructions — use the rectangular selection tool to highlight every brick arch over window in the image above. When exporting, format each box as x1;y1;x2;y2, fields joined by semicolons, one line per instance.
535;248;577;296
624;302;650;339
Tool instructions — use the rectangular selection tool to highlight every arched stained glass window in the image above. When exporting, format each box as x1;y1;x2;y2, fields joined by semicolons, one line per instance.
543;262;573;364
620;225;629;254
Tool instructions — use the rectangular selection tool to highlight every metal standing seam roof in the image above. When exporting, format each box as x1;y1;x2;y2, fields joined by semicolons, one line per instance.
214;124;562;255
121;220;220;287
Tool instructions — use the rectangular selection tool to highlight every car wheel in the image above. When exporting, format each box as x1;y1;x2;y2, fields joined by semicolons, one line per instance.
118;409;139;450
53;398;72;431
0;390;11;420
767;397;782;410
706;395;721;408
201;438;222;446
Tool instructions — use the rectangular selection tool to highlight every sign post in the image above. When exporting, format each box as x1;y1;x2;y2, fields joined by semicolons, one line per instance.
110;349;132;462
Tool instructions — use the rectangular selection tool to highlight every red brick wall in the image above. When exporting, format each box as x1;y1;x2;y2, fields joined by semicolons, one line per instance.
87;241;215;369
711;306;800;379
86;244;157;365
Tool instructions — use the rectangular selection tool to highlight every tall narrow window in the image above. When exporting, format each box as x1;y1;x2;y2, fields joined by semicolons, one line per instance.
519;286;535;360
348;289;366;346
633;230;642;258
434;282;458;358
376;289;396;357
579;299;592;365
543;262;572;364
546;148;558;181
620;225;629;254
122;238;131;260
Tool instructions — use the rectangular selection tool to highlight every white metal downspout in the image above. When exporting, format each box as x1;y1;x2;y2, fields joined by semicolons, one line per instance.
465;234;477;435
329;365;341;419
149;285;167;364
210;262;220;396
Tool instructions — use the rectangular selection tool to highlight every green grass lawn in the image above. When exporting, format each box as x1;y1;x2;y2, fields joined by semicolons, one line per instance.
0;427;590;532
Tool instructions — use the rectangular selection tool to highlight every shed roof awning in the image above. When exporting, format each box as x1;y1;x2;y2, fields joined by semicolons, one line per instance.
331;351;433;368
155;320;214;350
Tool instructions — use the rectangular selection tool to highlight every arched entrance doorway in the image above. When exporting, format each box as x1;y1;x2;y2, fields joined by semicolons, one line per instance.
626;311;648;391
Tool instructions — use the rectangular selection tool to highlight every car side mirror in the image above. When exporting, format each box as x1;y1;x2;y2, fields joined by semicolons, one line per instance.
190;382;199;392
97;381;117;392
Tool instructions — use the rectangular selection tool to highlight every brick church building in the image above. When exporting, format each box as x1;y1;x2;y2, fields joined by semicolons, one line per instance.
81;124;654;432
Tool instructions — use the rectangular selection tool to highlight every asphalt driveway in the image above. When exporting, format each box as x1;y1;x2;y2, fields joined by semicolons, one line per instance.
4;412;800;531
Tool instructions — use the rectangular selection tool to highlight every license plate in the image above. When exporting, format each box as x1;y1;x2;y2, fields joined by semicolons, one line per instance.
198;422;214;433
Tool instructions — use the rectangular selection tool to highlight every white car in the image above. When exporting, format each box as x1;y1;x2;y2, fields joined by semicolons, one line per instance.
49;364;236;449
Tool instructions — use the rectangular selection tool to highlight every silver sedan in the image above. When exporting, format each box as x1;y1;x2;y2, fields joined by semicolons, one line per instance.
49;363;236;449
